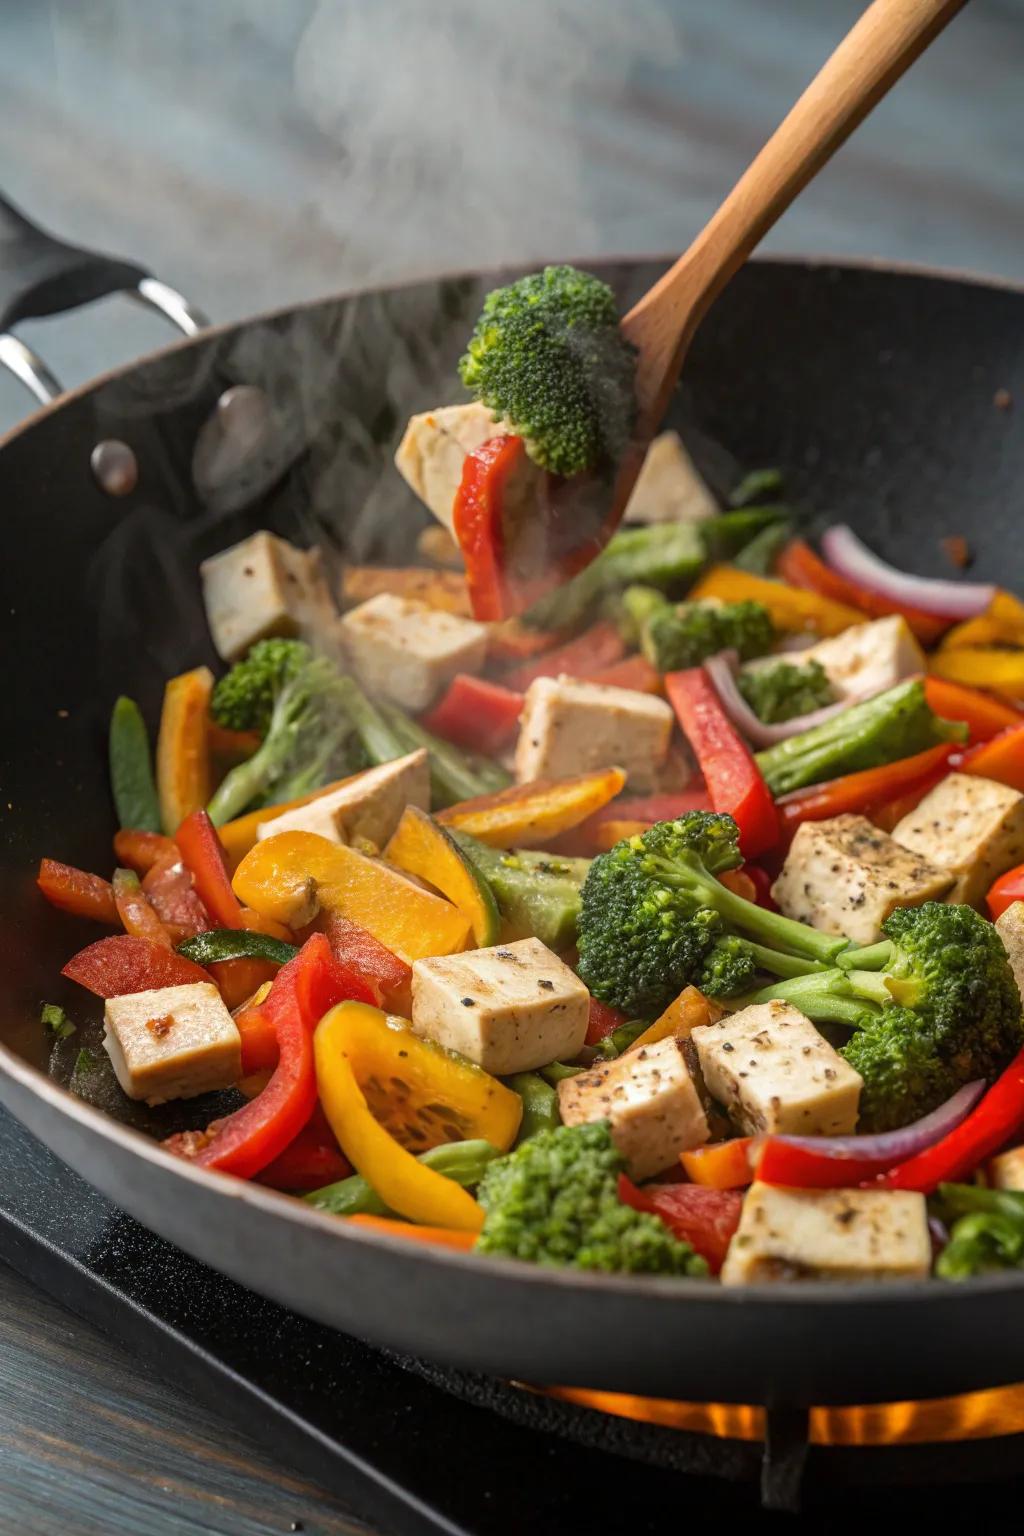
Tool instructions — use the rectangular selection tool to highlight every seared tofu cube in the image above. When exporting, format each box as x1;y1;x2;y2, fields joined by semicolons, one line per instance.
771;814;953;944
395;401;511;530
720;1183;931;1284
558;1035;710;1179
338;593;488;712
891;772;1024;906
692;1001;861;1137
200;531;336;661
514;676;673;791
988;1146;1024;1191
410;937;588;1074
103;983;241;1106
996;901;1024;1005
256;750;430;849
801;616;925;702
622;431;718;525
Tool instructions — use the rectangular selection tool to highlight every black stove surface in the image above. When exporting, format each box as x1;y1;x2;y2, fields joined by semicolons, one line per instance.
1;1104;1022;1532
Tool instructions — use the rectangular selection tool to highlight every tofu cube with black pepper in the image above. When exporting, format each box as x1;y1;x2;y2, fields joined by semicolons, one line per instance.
988;1146;1024;1191
996;900;1024;1006
801;615;925;702
102;983;242;1106
256;750;430;849
557;1035;710;1179
771;814;953;944
720;1183;931;1284
395;402;512;529
514;676;674;791
691;1001;862;1137
891;771;1024;906
200;531;336;661
337;593;488;712
410;937;589;1074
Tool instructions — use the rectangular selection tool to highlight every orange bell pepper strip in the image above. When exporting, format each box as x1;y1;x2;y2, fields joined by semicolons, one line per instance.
111;868;172;947
958;723;1024;795
436;768;626;849
500;620;626;691
680;1138;755;1189
688;564;863;637
175;809;243;929
141;847;211;942
628;987;724;1053
156;667;214;835
344;1215;477;1250
923;678;1022;744
776;538;950;644
775;742;957;840
113;829;177;875
590;819;656;851
216;771;374;871
37;859;118;925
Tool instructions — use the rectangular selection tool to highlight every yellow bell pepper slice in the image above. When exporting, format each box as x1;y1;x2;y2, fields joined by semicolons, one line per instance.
930;648;1024;703
626;987;725;1053
940;591;1024;653
156;667;214;834
315;1002;521;1230
385;807;500;945
689;565;863;636
436;768;626;849
233;831;471;961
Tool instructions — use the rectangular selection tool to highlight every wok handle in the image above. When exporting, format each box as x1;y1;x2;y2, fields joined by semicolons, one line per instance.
0;190;209;405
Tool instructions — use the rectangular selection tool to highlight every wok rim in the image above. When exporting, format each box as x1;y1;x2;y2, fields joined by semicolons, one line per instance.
5;249;1024;1321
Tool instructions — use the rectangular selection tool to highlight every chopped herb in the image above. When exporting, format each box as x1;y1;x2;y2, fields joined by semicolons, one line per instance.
41;1003;76;1039
74;1047;99;1075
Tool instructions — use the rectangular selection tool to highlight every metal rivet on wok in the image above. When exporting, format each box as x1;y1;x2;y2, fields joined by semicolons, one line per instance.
90;440;138;497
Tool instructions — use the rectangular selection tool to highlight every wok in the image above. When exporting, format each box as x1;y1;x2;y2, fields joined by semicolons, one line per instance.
2;198;1023;1410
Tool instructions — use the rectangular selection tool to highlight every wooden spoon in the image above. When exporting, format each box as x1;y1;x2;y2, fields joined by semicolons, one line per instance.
617;0;967;499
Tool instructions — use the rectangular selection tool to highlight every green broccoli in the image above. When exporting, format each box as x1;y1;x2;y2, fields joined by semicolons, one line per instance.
459;264;636;478
737;658;834;724
206;649;356;825
747;902;1024;1131
475;1121;706;1276
576;811;845;1018
934;1184;1024;1279
754;679;967;796
526;522;706;634
210;638;311;735
641;598;776;672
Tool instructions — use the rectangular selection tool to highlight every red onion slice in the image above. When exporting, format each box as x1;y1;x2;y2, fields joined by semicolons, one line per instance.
821;524;995;620
704;651;866;748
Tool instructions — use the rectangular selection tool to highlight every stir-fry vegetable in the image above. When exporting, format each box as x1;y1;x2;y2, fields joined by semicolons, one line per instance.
109;697;162;832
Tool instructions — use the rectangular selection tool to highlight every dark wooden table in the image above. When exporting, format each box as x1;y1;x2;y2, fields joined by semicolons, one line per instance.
2;1;1023;1531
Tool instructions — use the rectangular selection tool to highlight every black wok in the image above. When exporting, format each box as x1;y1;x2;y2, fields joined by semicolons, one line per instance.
2;210;1023;1409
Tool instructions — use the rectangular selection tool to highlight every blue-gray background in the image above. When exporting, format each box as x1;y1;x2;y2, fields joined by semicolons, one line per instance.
2;0;1021;436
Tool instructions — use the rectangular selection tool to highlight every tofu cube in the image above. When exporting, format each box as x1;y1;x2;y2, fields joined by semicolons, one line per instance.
622;430;718;525
103;983;241;1106
801;616;925;702
771;814;953;944
200;531;336;661
996;900;1024;1005
395;401;511;530
891;772;1024;906
256;750;430;849
514;676;674;792
988;1146;1024;1191
692;1002;861;1137
720;1183;931;1284
410;937;588;1074
338;593;488;712
558;1035;710;1179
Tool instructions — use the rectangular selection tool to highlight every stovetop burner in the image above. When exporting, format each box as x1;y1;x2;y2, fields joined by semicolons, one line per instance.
2;1104;1023;1530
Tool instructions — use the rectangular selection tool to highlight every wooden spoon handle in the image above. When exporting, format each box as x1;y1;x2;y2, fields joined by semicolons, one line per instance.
623;0;968;427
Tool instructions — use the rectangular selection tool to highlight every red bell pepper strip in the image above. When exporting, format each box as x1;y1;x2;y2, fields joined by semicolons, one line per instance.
591;790;712;829
420;674;524;757
664;668;779;858
873;1049;1024;1194
62;934;212;997
742;863;778;911
111;868;172;948
189;935;357;1179
452;435;532;621
777;538;950;644
233;992;280;1074
257;1107;352;1192
306;910;412;1013
501;620;627;692
775;742;956;840
585;653;663;695
141;848;211;942
113;828;177;874
585;997;628;1046
618;1175;743;1274
988;863;1024;921
37;859;118;925
957;722;1024;794
680;1139;754;1189
923;678;1022;745
175;809;244;929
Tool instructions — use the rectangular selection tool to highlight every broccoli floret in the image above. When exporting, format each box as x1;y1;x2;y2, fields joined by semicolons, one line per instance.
210;638;312;735
642;599;776;672
737;658;834;724
475;1121;706;1276
206;651;355;825
754;679;967;796
749;902;1024;1131
576;811;846;1017
459;265;636;479
933;1184;1024;1279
